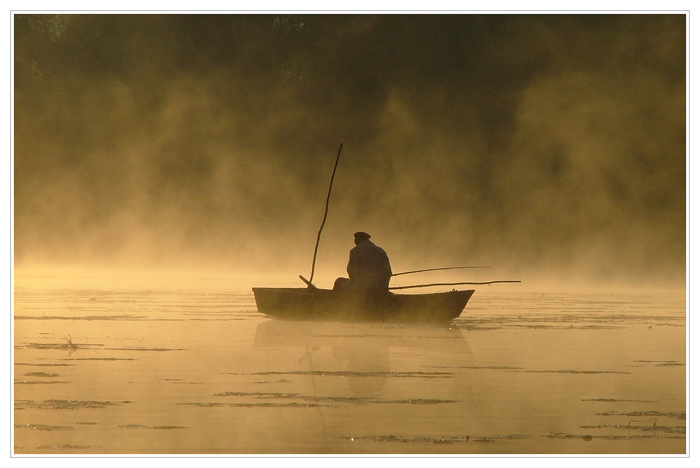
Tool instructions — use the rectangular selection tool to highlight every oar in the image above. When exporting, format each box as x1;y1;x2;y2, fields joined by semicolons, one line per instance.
392;266;491;277
389;280;521;291
299;275;317;290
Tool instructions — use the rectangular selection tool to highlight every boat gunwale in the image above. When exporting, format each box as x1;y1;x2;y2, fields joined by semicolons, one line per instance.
252;287;475;297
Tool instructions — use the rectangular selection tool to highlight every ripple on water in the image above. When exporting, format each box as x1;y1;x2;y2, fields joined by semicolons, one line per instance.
339;434;525;444
14;399;132;410
212;391;457;406
544;432;684;441
118;424;186;430
249;370;453;378
14;424;73;431
579;424;686;435
15;380;69;385
597;410;686;420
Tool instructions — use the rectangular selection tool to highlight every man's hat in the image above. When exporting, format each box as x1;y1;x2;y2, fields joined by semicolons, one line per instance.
354;232;371;242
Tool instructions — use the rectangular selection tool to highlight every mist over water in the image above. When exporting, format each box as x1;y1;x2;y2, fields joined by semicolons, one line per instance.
13;14;686;291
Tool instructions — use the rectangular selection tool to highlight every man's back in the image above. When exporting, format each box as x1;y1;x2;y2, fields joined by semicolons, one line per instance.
347;240;392;291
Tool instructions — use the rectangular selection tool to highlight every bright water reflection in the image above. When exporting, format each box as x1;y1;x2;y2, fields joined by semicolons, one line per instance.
13;284;686;454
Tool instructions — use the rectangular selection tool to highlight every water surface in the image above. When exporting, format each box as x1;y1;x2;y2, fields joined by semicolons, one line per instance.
13;281;686;454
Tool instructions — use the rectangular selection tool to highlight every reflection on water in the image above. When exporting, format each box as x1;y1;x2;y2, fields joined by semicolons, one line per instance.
13;283;686;455
253;320;470;399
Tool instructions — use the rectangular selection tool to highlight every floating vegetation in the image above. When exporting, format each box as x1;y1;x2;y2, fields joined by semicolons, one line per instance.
339;434;524;444
340;435;466;444
522;369;629;375
253;379;293;384
101;346;188;352
632;360;685;367
54;444;102;449
451;365;523;371
438;365;627;375
25;372;60;378
580;424;686;435
459;308;685;332
212;391;456;406
543;432;595;440
215;391;302;399
17;342;81;350
459;318;622;331
14;424;73;431
582;398;658;403
597;411;686;420
64;335;78;350
15;363;75;367
14;399;132;410
385;398;456;405
69;357;136;361
250;370;452;379
118;424;186;430
543;432;684;440
14;379;68;385
179;401;327;408
214;391;368;405
177;402;225;408
14;315;148;321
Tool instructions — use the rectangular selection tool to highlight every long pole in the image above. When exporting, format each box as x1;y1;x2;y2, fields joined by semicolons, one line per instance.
392;266;491;277
388;280;521;291
308;143;343;285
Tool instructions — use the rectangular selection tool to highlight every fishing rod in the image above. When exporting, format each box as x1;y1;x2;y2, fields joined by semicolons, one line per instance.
388;280;521;291
308;143;343;285
392;266;491;277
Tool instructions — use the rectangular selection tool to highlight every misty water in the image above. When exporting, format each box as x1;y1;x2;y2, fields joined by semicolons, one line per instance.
13;275;686;455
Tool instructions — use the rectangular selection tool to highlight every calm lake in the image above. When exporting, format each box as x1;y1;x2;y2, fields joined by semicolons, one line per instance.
13;275;687;455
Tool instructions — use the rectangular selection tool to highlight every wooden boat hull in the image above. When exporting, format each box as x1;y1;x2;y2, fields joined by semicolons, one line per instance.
252;287;474;323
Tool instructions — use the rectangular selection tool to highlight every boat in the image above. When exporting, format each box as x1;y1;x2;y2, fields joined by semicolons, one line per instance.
250;145;514;323
252;287;474;323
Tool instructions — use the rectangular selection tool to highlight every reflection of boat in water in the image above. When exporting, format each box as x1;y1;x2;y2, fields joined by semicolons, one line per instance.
252;288;474;323
253;319;471;356
253;320;471;397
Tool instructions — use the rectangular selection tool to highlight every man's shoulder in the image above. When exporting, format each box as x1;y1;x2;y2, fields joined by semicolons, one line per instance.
356;242;388;255
352;241;376;252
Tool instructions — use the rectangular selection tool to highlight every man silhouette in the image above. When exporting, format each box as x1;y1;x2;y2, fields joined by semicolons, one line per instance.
333;232;392;293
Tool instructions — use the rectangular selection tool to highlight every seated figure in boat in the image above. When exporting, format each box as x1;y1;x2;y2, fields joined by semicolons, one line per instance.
333;232;392;293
